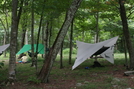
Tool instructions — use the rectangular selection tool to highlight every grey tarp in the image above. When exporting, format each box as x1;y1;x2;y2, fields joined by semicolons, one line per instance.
72;36;119;70
0;44;10;54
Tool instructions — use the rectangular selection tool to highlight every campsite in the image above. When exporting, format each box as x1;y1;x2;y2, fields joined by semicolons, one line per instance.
0;53;134;89
1;0;134;89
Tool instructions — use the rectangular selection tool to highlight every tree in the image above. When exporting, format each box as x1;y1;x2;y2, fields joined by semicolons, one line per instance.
37;0;83;83
119;0;134;69
31;0;36;67
17;1;28;59
69;18;74;64
8;0;18;83
8;0;23;83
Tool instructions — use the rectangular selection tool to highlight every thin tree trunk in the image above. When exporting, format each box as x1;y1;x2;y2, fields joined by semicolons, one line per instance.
0;18;7;57
25;31;28;44
122;36;128;69
69;18;74;64
94;12;99;61
95;12;99;43
44;22;49;62
35;11;44;72
17;29;26;59
119;0;134;69
49;19;52;48
38;0;83;83
60;41;64;69
42;21;45;58
17;1;28;59
31;0;35;67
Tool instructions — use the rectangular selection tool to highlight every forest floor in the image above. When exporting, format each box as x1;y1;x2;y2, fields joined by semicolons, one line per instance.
0;55;134;89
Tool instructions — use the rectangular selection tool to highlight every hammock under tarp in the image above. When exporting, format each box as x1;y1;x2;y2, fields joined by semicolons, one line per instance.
16;44;45;55
72;36;119;70
0;44;10;55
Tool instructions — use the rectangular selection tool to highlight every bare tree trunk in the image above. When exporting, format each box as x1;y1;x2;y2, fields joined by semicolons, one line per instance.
44;22;49;62
25;31;28;44
8;0;18;83
35;9;45;72
94;12;99;43
8;0;23;83
119;0;134;69
60;41;64;69
31;0;35;67
42;21;45;58
17;1;28;59
38;0;83;83
17;29;26;59
122;36;128;69
94;12;99;61
69;18;74;64
49;20;52;48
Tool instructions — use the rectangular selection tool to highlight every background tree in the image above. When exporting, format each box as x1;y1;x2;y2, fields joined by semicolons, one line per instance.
119;0;134;69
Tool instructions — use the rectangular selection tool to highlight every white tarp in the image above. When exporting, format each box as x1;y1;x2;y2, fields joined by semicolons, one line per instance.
72;36;118;70
0;44;10;54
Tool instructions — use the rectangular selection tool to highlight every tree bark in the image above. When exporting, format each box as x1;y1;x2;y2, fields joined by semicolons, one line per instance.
119;0;134;69
60;41;64;69
69;18;74;64
94;12;99;43
8;0;18;82
38;0;83;83
44;22;49;62
31;0;35;67
17;1;28;59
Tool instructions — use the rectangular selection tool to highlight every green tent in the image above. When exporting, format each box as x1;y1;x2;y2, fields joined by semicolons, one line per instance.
16;44;44;55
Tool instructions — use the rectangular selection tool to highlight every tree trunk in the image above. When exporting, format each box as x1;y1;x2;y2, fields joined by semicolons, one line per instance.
8;0;18;82
35;9;45;72
38;0;83;83
94;12;99;61
60;41;64;69
17;29;26;59
69;18;74;64
17;1;28;59
49;20;52;48
119;0;134;69
41;21;45;58
31;0;35;67
8;0;23;83
44;22;49;62
94;12;99;43
122;36;128;69
25;31;28;44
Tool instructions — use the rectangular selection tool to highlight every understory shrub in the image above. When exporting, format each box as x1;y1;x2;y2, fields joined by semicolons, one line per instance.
63;48;77;54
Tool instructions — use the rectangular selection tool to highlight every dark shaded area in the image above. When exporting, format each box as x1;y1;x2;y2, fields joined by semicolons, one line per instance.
0;52;3;56
28;51;37;57
90;61;104;68
93;47;109;55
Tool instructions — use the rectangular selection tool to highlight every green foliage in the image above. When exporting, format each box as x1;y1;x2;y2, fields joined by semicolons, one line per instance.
63;48;77;54
0;61;4;68
27;76;41;84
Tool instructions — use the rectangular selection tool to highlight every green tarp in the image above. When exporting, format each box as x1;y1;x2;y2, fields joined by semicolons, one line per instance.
16;44;44;55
